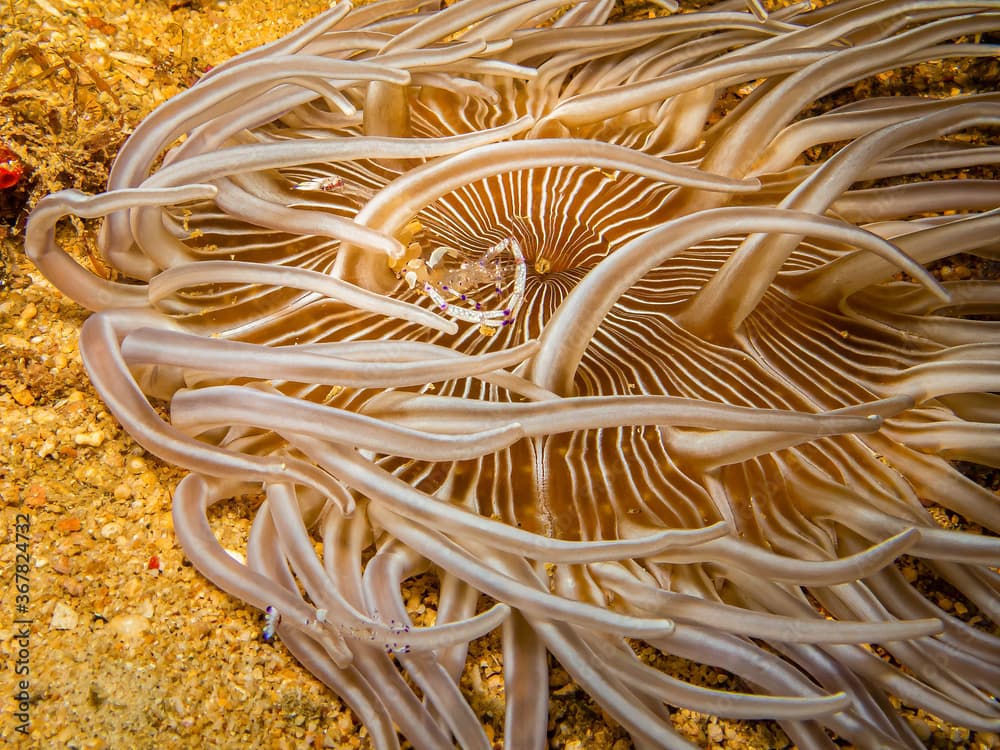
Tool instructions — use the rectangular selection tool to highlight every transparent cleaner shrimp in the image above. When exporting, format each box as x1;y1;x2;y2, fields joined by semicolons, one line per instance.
293;174;376;202
419;237;527;332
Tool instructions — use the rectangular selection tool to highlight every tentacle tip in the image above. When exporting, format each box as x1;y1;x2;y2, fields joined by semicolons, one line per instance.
658;619;677;636
920;617;945;637
187;183;219;199
873;394;916;417
931;283;954;305
706;519;730;536
820;691;853;714
894;527;922;545
506;420;526;438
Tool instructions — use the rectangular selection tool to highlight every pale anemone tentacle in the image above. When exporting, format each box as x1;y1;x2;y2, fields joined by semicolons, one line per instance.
121;327;538;388
589;561;943;644
145;261;459;332
529;206;946;396
359;389;893;436
366;502;678;639
22;1;1000;748
680;103;1000;336
360;540;493;750
78;312;356;512
100;51;410;273
336;137;763;290
796;207;1000;309
172;474;511;660
247;519;403;750
752;92;1000;175
171;385;529;462
25;186;216;310
247;495;462;750
310;436;732;564
582;631;854;720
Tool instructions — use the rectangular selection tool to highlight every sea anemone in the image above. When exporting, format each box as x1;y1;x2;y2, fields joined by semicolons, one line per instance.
25;0;1000;747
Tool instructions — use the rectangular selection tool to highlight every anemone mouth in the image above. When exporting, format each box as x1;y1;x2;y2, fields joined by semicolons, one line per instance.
22;0;1000;748
388;165;668;345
